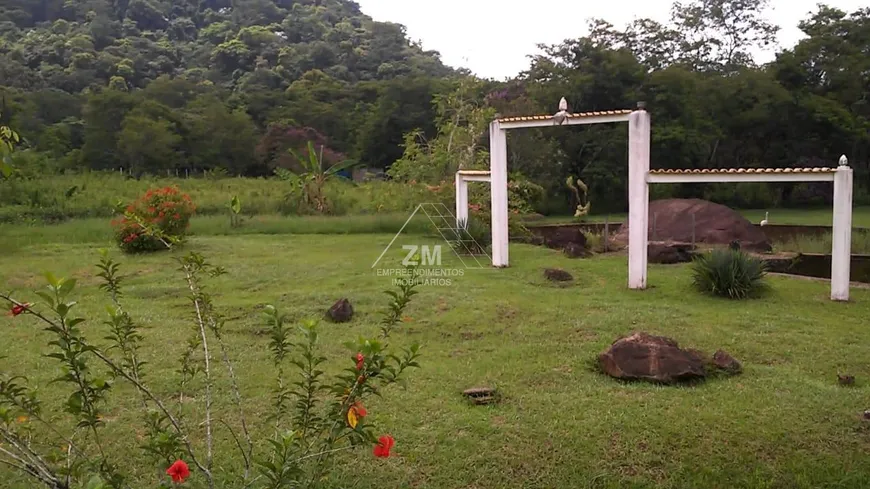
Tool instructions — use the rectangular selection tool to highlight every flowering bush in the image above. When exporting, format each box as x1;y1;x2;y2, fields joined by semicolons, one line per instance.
0;249;421;489
112;186;196;253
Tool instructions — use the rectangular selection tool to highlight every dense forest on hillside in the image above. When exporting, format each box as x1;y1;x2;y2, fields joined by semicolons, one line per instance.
1;0;868;211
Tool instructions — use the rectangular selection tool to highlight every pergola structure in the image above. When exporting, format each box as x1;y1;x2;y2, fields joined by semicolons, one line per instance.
455;102;855;301
647;162;854;301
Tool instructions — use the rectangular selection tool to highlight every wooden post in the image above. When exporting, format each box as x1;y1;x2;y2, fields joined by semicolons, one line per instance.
455;172;469;229
691;213;696;247
489;120;509;267
604;216;609;253
831;155;853;301
628;104;651;289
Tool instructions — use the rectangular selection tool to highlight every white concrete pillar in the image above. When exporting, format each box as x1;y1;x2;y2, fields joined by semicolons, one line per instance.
831;156;853;301
489;121;509;267
627;107;651;289
455;173;468;228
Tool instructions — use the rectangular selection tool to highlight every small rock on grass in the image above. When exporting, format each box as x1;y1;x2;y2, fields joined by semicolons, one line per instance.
838;374;855;386
462;387;500;405
563;243;590;259
544;268;574;282
712;349;742;375
327;298;353;323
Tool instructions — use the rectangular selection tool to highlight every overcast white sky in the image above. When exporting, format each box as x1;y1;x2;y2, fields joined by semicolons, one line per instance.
355;0;865;80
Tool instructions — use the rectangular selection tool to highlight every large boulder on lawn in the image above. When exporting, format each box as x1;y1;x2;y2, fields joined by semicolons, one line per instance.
327;298;354;323
598;332;706;384
612;199;772;252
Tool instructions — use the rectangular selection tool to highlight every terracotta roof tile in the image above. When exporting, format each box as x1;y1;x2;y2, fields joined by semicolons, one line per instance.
648;167;836;174
497;109;633;123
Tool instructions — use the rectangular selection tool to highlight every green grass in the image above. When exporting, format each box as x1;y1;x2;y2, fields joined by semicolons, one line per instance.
0;213;438;252
3;230;870;488
0;172;450;223
773;230;870;254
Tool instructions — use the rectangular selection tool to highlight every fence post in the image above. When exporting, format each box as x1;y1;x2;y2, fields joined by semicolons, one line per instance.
691;213;696;247
489;120;509;267
627;104;651;289
831;155;853;301
455;172;468;229
604;215;609;253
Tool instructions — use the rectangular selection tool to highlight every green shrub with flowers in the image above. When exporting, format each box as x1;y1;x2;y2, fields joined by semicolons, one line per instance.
112;186;196;253
0;243;421;488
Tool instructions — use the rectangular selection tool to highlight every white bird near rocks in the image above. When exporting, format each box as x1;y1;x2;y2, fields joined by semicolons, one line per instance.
760;211;769;226
553;97;569;125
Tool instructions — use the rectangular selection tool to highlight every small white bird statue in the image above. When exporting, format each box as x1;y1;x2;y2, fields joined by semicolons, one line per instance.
760;211;769;226
553;97;569;125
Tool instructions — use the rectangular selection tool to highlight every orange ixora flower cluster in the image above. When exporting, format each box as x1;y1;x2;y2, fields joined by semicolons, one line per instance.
350;352;397;459
112;186;196;253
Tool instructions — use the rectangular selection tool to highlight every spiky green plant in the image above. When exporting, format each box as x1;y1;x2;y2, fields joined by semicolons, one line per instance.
691;249;769;299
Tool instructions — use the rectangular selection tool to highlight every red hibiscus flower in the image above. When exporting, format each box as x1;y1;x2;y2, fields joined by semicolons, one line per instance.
352;401;367;418
373;435;394;458
356;352;364;371
8;303;30;317
166;460;190;483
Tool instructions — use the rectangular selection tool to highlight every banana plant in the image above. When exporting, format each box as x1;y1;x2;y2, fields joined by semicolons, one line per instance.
279;141;359;214
0;118;20;179
229;195;242;228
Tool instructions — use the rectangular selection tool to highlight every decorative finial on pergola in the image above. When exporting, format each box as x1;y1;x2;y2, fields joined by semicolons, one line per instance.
553;97;569;125
637;101;647;110
839;155;849;167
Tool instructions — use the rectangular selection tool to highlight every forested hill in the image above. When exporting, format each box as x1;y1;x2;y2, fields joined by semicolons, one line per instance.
0;0;455;175
0;0;452;90
2;0;869;213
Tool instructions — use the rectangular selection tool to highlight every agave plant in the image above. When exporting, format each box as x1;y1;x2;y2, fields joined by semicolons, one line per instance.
276;141;358;214
691;248;769;299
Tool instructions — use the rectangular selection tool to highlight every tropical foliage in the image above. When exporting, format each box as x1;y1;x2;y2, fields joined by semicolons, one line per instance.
0;0;868;215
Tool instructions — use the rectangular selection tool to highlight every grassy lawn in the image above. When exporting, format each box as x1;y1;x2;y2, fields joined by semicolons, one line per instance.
3;232;870;488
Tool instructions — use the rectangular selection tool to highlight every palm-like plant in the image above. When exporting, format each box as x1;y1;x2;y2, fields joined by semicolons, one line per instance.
278;141;358;214
691;248;769;299
1;115;21;179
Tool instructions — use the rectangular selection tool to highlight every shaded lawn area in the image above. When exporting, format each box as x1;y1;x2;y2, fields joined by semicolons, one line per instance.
2;234;870;488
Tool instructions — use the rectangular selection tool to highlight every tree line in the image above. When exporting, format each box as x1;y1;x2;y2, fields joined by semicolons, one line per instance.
1;0;868;211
